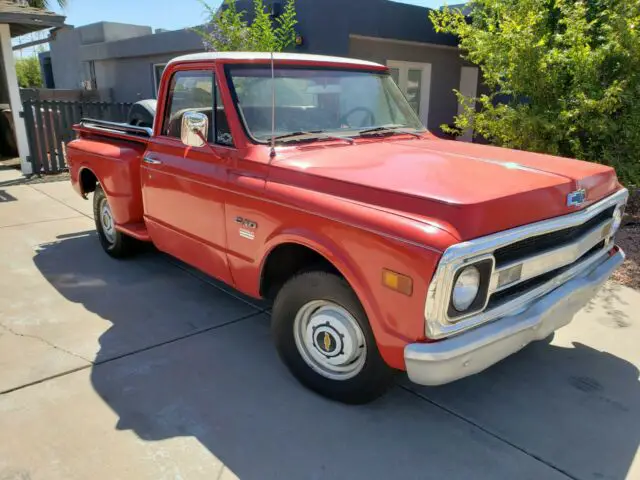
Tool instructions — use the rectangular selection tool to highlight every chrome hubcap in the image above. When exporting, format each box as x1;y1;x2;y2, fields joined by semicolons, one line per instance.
293;300;367;380
100;199;116;244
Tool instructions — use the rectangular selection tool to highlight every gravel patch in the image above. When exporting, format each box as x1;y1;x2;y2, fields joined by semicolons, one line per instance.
612;221;640;290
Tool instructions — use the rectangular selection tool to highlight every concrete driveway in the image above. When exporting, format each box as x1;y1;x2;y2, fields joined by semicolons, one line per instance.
0;168;638;480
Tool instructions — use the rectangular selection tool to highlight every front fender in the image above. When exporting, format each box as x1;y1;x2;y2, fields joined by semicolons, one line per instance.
260;228;374;318
257;225;442;370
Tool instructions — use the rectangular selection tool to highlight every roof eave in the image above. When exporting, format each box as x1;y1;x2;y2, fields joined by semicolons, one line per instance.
0;11;66;37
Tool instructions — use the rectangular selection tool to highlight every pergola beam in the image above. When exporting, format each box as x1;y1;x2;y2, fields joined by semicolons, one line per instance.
12;34;51;51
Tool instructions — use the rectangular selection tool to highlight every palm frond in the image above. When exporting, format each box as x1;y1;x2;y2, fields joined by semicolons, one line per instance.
26;0;67;10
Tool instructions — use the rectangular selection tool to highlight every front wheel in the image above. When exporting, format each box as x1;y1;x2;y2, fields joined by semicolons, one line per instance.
272;271;394;404
93;185;138;258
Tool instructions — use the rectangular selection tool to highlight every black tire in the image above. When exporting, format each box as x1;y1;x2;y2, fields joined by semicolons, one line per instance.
93;185;138;258
272;271;395;404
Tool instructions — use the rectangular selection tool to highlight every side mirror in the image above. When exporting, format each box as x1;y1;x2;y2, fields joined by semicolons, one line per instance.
181;111;209;147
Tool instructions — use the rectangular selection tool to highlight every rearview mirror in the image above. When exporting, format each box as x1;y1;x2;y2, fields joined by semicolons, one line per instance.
181;111;208;147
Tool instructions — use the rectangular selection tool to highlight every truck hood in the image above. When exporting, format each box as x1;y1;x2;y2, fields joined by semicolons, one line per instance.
273;137;620;241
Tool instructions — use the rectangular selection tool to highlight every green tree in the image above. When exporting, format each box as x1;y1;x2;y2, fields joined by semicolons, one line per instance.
27;0;67;8
16;56;43;88
430;0;640;185
197;0;298;52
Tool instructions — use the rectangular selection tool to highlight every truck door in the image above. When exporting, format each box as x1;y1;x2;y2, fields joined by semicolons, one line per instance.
141;68;235;285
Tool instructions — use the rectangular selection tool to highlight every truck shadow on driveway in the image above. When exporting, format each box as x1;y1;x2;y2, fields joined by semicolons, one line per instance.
33;232;640;480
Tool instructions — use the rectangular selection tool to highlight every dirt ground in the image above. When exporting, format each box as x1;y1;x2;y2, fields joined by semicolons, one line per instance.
611;186;639;289
612;219;640;290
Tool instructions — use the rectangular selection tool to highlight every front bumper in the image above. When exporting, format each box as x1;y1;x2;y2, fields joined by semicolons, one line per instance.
404;248;625;386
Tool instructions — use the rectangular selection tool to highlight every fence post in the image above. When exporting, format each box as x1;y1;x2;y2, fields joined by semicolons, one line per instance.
61;102;75;143
41;101;59;173
21;100;40;174
69;101;82;126
33;100;50;174
52;101;66;171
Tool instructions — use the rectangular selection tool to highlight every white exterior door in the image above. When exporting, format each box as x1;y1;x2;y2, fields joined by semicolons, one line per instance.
458;66;479;142
387;61;432;128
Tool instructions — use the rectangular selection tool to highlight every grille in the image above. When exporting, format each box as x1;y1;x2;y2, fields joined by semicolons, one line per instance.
488;239;606;308
493;206;615;268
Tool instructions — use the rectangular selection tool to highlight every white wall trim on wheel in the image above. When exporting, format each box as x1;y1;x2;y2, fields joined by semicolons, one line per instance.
93;185;138;258
293;300;367;381
99;199;116;245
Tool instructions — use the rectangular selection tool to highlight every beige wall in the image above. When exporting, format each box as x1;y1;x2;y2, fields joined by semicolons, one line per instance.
349;36;471;136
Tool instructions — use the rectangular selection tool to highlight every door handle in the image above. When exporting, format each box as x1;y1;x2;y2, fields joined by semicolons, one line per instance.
143;156;162;165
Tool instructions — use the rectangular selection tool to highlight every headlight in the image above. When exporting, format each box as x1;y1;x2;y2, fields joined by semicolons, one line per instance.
451;266;481;311
612;205;624;234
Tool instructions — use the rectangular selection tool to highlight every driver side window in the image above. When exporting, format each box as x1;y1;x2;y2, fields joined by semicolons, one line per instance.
162;71;213;140
162;70;234;147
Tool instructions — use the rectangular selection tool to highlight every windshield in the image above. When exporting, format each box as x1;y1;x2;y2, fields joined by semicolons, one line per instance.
226;66;426;142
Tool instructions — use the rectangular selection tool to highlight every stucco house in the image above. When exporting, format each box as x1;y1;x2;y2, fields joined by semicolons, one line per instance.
43;0;477;138
0;0;64;173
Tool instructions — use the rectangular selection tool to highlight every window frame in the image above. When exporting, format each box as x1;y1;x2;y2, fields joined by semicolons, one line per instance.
159;69;235;148
153;63;167;98
223;64;423;145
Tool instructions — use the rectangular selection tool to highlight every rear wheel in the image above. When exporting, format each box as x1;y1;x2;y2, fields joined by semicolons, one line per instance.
93;185;137;258
272;271;395;404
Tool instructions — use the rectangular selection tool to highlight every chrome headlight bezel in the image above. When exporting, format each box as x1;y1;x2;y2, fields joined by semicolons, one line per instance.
446;257;494;320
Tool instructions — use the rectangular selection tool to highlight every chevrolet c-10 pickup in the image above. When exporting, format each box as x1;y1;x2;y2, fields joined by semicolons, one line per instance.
67;52;627;403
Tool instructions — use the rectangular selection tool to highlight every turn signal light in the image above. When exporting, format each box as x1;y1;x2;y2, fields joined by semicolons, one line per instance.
382;269;413;296
497;264;522;289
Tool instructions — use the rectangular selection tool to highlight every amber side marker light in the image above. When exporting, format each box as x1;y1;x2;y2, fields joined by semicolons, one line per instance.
382;269;413;296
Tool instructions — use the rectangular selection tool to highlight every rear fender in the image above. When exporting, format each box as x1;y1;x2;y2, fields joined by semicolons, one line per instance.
67;138;145;225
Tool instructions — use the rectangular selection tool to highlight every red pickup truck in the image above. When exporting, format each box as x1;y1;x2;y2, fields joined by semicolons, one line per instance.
68;52;627;404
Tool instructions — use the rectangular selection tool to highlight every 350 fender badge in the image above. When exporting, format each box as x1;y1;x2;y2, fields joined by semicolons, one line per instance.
236;216;257;240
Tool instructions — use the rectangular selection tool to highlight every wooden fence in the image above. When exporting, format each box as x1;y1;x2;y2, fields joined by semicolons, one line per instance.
22;100;132;174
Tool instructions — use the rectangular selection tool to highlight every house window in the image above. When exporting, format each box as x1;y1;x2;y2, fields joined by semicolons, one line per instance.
153;63;167;98
386;61;432;127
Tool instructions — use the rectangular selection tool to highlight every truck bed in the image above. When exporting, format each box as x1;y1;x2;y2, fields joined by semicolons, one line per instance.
67;118;149;228
72;118;152;144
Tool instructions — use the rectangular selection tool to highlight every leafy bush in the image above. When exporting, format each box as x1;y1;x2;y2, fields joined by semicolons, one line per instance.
197;0;298;52
430;0;640;186
16;56;43;88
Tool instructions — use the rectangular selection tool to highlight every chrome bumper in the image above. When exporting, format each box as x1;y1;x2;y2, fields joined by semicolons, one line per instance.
404;248;624;386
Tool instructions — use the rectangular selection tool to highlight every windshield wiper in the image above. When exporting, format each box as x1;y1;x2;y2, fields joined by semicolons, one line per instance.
273;130;355;145
358;125;423;138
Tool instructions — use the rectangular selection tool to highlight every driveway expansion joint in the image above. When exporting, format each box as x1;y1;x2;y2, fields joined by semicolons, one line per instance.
28;183;94;220
0;312;262;397
398;385;579;480
0;321;92;364
92;311;264;368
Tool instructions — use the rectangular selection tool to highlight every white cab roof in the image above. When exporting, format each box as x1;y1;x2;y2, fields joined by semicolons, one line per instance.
168;52;385;68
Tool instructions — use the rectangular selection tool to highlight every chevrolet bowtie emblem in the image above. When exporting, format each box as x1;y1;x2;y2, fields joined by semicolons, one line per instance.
567;189;587;207
323;332;332;352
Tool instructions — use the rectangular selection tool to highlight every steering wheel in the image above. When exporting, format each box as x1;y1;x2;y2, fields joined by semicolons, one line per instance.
340;107;376;128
